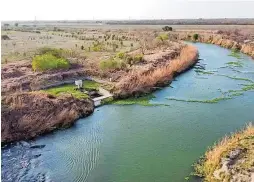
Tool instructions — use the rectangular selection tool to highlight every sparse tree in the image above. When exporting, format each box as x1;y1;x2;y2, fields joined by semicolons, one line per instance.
162;26;173;31
193;34;199;41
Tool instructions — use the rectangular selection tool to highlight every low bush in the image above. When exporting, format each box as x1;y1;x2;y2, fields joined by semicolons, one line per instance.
1;35;10;40
133;54;144;63
99;58;126;70
32;54;70;71
117;52;126;59
157;33;169;42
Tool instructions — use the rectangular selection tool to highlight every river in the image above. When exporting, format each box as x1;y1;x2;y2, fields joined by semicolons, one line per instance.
2;42;254;182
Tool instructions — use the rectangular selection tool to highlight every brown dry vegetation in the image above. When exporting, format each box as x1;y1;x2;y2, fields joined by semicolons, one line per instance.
114;45;198;98
194;123;254;182
1;92;94;143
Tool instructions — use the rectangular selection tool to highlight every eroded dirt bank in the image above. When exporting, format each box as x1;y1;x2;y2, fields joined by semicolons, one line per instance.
1;92;94;143
175;32;254;58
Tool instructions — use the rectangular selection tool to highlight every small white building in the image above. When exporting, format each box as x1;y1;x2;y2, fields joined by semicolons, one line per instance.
75;80;83;88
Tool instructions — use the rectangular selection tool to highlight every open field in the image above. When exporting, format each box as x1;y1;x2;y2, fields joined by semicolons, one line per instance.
2;23;254;63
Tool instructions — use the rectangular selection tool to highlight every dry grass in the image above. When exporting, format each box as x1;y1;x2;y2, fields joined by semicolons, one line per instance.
114;45;198;97
194;123;254;181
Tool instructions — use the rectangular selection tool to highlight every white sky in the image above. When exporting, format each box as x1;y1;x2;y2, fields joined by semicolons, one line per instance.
1;0;254;21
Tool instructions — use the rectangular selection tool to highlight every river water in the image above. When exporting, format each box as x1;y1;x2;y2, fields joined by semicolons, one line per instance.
2;43;254;182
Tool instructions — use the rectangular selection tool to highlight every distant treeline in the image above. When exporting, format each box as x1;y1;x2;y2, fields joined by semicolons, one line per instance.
105;19;254;25
2;19;254;26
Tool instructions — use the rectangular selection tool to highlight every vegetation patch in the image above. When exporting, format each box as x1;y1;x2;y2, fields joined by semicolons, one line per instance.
241;83;254;91
228;51;242;59
230;92;244;97
225;61;243;67
218;74;254;83
195;70;215;75
99;57;126;70
42;80;100;99
167;96;232;104
192;123;254;182
103;94;159;106
42;84;88;99
1;35;10;40
32;54;70;71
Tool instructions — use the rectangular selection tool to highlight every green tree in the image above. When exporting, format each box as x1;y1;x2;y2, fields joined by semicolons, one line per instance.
162;26;173;31
14;23;19;27
193;34;199;41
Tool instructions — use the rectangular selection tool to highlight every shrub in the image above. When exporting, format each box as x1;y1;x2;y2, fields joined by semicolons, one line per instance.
99;58;126;70
133;54;144;63
81;45;84;50
37;47;64;58
157;34;169;42
125;56;133;64
193;34;199;41
116;52;125;59
162;26;173;31
1;35;10;40
32;54;70;71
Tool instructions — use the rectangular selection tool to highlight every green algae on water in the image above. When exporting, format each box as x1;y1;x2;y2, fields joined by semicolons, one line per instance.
195;70;215;75
218;74;254;83
110;94;156;106
228;51;242;59
105;94;169;106
226;61;243;67
167;96;232;104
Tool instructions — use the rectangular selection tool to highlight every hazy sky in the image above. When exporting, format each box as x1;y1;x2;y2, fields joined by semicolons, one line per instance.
1;0;254;21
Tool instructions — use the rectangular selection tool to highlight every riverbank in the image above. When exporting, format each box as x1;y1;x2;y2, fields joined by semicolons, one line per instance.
1;92;94;143
113;45;199;98
175;32;254;59
193;123;254;182
1;42;198;143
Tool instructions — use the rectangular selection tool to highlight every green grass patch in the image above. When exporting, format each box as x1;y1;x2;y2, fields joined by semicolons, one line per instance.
32;54;70;71
42;80;100;99
83;80;100;91
42;84;88;99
